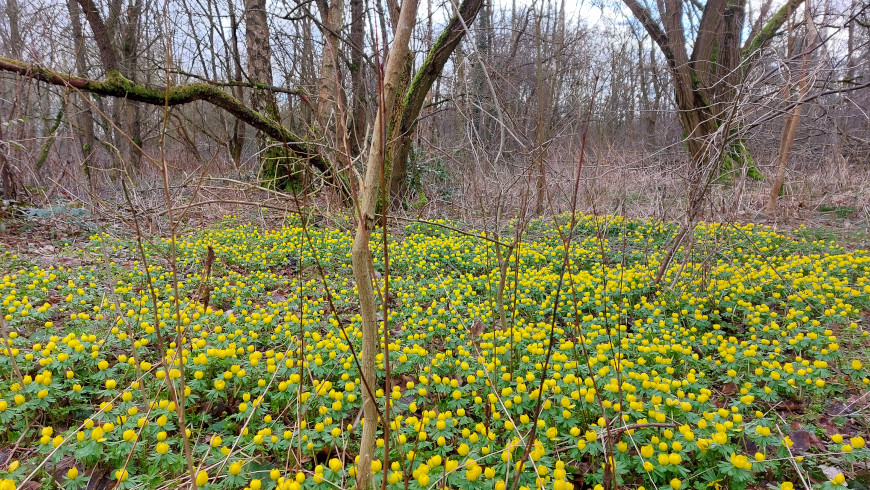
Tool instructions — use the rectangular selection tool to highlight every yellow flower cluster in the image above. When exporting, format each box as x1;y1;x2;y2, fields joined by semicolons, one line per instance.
0;215;867;489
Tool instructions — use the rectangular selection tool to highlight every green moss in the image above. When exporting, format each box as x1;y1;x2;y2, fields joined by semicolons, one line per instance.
259;143;304;191
36;104;65;171
743;0;802;60
720;139;763;181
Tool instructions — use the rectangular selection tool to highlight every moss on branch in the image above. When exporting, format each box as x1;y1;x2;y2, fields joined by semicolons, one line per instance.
742;0;805;59
0;57;329;173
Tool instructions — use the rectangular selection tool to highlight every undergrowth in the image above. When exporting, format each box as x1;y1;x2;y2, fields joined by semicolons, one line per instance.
0;213;868;490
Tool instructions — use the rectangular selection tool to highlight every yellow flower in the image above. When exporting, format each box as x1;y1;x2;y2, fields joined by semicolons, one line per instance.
196;470;208;487
640;445;654;459
457;443;469;456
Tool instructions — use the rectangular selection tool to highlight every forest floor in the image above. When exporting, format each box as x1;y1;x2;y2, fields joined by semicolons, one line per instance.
0;201;869;490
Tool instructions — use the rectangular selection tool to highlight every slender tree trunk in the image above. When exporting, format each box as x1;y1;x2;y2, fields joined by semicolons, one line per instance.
349;0;366;156
6;0;22;59
244;0;278;119
767;0;816;214
0;119;16;199
228;0;246;167
533;9;550;216
4;0;24;197
315;0;353;196
300;12;316;127
316;0;344;133
67;0;98;180
385;0;484;200
76;0;119;70
75;0;147;174
245;0;297;188
121;0;143;170
351;0;418;487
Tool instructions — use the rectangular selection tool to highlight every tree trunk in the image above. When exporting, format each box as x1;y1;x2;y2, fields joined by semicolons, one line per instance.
6;0;22;59
67;0;98;179
76;0;119;70
767;0;817;214
315;0;354;198
0;121;17;200
533;8;551;216
245;0;298;189
385;0;484;201
244;0;277;118
351;0;418;487
348;0;367;157
228;0;247;167
316;0;344;134
120;0;143;170
75;0;147;173
622;0;803;173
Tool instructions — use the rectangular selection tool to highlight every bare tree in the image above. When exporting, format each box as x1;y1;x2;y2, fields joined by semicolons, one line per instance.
351;0;418;487
621;0;804;172
766;0;820;214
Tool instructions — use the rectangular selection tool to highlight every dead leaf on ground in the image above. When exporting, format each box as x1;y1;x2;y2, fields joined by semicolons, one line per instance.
786;424;824;454
470;318;486;338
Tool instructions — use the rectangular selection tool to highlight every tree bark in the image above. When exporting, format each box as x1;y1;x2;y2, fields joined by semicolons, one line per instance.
244;0;278;119
767;0;817;214
533;8;551;216
75;0;147;171
351;0;418;486
315;0;344;133
6;0;22;59
228;0;247;167
385;0;484;201
76;0;120;70
66;0;98;179
245;0;312;189
121;0;143;170
348;0;367;156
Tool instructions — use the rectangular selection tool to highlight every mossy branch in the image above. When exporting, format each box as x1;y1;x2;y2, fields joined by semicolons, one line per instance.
620;0;674;65
0;57;329;173
742;0;805;59
397;0;484;134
